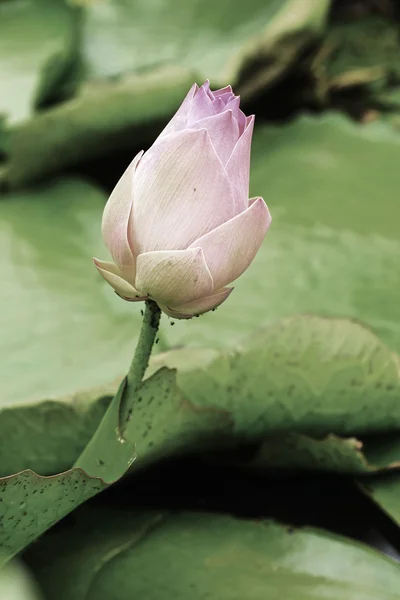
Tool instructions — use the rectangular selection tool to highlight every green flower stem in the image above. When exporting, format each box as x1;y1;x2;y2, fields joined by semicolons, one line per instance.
73;300;161;474
120;299;162;427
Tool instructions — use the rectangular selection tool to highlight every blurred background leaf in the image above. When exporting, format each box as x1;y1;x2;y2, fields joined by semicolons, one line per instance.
2;0;330;188
159;115;400;352
83;0;329;87
25;508;400;600
0;0;82;125
0;560;43;600
0;178;139;404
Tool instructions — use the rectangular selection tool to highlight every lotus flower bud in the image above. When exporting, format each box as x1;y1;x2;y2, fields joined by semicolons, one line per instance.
94;81;271;319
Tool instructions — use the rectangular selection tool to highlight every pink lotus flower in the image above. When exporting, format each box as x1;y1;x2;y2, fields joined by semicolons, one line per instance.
94;81;271;319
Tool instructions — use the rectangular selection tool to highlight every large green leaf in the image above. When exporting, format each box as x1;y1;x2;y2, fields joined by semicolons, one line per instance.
358;435;400;527
246;433;391;474
359;473;400;529
4;316;399;478
159;114;400;353
0;0;81;125
3;0;329;188
84;0;328;88
0;469;104;564
4;69;195;188
0;378;131;562
0;388;111;476
26;508;400;600
153;316;400;438
0;177;138;405
0;365;228;560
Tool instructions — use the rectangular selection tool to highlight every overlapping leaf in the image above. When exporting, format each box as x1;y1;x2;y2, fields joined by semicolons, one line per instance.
3;0;330;187
0;365;228;561
84;0;329;86
25;508;400;600
0;0;81;125
4;69;195;188
0;178;138;405
3;315;400;479
358;437;400;527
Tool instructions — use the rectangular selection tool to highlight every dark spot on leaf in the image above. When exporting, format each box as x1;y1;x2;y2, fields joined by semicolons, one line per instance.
286;526;295;535
350;379;361;387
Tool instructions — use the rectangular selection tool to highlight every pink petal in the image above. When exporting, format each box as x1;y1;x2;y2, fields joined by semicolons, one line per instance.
189;197;271;289
132;129;235;254
225;116;255;213
156;83;199;142
160;287;233;319
191;110;240;165
186;85;216;123
135;247;214;306
156;83;198;139
224;96;240;117
93;258;146;301
212;86;235;110
202;80;214;101
224;97;246;135
214;93;234;108
213;85;233;98
101;151;143;270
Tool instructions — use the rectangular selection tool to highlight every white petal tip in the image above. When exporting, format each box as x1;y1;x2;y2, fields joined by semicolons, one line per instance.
94;257;145;301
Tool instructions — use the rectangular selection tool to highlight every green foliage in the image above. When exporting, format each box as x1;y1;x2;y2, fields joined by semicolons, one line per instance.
0;0;82;125
2;0;400;595
313;17;400;98
360;474;400;528
0;178;138;405
167;316;400;437
2;315;400;481
4;70;195;188
1;0;329;188
26;508;400;599
0;364;230;560
84;0;329;84
0;560;43;600
0;469;104;564
161;115;400;352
